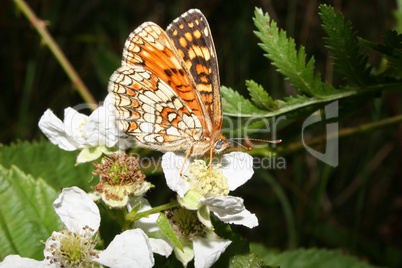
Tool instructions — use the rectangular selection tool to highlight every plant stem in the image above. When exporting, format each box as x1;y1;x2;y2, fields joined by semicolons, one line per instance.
279;113;402;155
262;172;297;249
126;200;180;222
13;0;97;107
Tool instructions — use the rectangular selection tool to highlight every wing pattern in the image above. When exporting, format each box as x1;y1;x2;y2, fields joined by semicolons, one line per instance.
108;9;229;156
166;9;222;132
109;66;203;151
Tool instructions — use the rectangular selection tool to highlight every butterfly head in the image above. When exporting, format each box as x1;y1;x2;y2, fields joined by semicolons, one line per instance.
212;133;231;154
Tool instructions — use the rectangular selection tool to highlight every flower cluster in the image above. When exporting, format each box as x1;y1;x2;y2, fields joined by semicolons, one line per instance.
2;96;260;268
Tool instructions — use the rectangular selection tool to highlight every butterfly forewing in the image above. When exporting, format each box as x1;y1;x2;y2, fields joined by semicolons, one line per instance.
121;21;211;133
166;9;222;133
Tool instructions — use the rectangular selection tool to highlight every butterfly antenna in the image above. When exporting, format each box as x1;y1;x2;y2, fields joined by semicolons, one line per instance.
228;137;282;151
229;139;253;151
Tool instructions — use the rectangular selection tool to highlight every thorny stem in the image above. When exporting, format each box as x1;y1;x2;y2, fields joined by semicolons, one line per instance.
13;0;97;108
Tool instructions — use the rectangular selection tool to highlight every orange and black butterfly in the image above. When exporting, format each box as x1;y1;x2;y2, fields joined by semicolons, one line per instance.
108;9;230;161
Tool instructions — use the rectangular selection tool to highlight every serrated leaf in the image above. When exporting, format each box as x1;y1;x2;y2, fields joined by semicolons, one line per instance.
253;8;337;98
0;140;95;191
359;30;402;75
156;213;183;252
246;80;280;111
221;86;267;117
319;5;371;85
259;248;378;268
0;164;62;260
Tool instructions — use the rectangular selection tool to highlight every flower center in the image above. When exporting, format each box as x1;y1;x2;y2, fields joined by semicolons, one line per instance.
187;160;229;198
92;153;152;207
45;226;98;267
165;207;206;241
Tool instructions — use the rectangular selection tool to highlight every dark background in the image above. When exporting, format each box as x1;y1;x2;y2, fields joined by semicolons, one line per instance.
1;0;401;267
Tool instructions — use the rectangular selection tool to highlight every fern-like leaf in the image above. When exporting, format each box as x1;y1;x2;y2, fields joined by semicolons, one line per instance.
319;5;371;86
246;80;280;111
359;30;402;76
221;86;266;116
253;8;337;98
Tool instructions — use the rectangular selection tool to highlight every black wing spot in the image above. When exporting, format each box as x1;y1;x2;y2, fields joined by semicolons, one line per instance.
164;69;173;77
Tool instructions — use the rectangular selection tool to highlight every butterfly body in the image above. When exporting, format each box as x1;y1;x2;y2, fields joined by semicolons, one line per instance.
109;9;230;157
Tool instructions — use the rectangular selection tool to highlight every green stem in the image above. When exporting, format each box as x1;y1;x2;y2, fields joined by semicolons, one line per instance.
13;0;97;107
262;173;297;249
279;113;402;155
223;82;402;118
127;200;180;222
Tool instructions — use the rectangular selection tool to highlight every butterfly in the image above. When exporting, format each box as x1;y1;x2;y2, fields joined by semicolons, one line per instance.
108;9;230;163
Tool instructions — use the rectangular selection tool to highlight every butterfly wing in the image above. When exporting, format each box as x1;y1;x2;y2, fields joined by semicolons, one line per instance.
166;9;222;133
121;21;212;134
108;65;204;151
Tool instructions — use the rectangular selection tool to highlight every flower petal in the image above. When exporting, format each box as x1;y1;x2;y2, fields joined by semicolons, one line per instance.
193;238;231;268
53;187;100;234
200;196;245;215
220;152;254;191
214;209;258;228
161;152;191;197
86;94;119;148
149;238;173;257
0;255;50;268
38;109;79;151
63;107;88;148
96;229;154;268
200;196;259;228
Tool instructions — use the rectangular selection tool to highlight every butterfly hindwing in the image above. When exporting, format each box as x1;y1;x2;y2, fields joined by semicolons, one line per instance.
108;65;204;151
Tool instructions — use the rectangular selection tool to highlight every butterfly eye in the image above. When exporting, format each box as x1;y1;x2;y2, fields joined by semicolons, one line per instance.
215;140;223;149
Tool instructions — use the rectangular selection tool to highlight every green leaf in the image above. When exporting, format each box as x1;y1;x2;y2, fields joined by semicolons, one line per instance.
246;80;280;111
221;86;267;116
156;213;183;252
319;5;371;85
253;8;337;98
253;247;379;268
130;201;142;217
230;252;264;268
359;30;402;75
0;141;95;191
0;164;62;260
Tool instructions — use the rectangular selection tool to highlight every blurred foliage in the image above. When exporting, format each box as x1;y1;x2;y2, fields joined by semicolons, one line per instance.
1;0;402;267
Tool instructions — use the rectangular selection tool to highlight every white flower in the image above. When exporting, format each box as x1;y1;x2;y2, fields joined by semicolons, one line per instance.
96;229;154;268
0;187;155;268
38;94;126;163
161;152;258;229
0;255;49;268
127;199;230;268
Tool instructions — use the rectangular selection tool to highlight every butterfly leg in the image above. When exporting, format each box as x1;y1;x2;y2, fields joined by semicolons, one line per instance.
180;143;194;176
209;146;213;178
